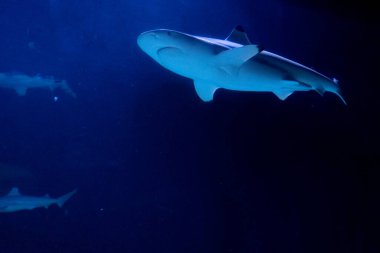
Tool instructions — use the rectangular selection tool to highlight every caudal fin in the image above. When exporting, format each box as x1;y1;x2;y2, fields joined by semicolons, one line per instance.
58;80;77;98
331;78;347;105
334;88;347;105
56;189;77;208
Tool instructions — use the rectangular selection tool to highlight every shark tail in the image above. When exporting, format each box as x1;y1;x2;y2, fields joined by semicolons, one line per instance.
334;88;347;105
58;80;77;98
56;189;77;208
332;79;347;105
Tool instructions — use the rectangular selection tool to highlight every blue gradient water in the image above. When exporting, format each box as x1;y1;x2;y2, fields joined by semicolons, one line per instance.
0;1;377;252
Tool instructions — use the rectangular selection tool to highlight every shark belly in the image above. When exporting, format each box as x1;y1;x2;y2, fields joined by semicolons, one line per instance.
254;52;338;92
216;60;289;92
157;43;218;81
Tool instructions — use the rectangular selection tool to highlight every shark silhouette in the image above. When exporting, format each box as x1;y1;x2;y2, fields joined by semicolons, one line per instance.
0;73;76;98
137;25;346;104
0;187;77;213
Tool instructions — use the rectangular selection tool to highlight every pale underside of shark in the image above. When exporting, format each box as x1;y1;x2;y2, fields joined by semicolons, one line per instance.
0;187;77;213
137;25;346;104
0;73;76;98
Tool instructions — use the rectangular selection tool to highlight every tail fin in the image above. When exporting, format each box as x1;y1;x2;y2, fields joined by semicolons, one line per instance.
332;89;347;105
333;78;347;105
335;92;347;105
332;78;347;105
58;80;77;98
56;189;77;208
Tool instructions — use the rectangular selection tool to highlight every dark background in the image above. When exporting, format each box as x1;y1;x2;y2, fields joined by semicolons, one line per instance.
0;0;378;252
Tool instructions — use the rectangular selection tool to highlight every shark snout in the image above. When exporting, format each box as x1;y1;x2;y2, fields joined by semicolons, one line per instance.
137;32;153;48
137;29;180;50
138;31;166;47
137;31;162;55
137;30;182;61
138;31;158;41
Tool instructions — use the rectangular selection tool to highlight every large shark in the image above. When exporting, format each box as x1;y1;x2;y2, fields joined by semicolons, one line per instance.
0;73;76;98
137;26;346;104
0;187;77;213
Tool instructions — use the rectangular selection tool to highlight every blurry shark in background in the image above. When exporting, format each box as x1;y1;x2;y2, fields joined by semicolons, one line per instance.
137;25;346;104
0;73;76;98
0;187;77;213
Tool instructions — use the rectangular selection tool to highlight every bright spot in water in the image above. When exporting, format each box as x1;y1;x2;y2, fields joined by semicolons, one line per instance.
53;96;59;102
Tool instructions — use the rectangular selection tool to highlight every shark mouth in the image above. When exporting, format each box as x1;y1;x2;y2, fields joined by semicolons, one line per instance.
156;47;184;59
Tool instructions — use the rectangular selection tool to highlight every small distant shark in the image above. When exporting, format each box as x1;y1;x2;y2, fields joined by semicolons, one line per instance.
0;187;77;213
137;26;346;104
0;73;76;98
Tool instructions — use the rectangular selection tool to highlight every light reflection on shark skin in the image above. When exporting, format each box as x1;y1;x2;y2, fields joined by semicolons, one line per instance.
0;73;76;98
137;26;346;104
0;187;77;213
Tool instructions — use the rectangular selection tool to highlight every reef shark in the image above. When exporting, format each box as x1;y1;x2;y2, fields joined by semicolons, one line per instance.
0;187;77;213
0;73;76;98
137;26;346;104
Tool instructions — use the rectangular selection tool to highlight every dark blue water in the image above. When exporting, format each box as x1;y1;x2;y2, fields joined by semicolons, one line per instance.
0;0;378;252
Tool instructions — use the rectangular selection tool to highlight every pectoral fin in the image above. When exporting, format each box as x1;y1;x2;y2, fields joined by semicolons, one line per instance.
194;80;219;102
217;45;261;67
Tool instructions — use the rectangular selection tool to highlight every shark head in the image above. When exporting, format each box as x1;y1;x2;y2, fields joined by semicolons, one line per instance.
137;29;188;60
137;29;213;77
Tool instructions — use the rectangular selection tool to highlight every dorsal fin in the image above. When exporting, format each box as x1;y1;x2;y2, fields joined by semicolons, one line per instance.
226;25;252;45
8;187;20;196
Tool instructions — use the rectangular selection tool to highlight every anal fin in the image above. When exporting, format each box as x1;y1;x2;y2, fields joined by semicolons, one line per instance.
315;87;325;96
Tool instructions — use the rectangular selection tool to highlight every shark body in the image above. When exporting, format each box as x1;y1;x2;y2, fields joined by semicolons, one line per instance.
0;187;76;213
0;73;76;98
137;26;346;104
